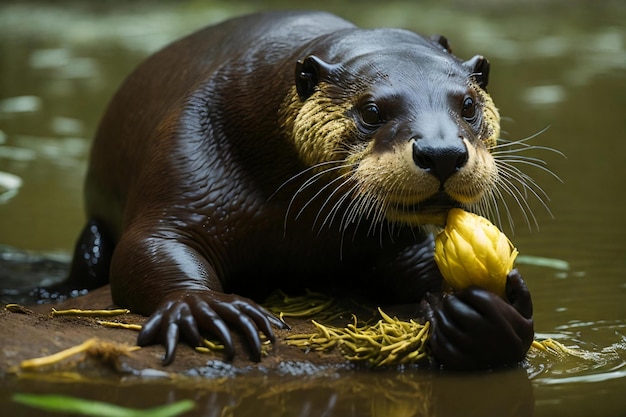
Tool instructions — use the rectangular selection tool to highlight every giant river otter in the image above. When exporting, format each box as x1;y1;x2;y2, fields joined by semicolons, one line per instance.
58;11;534;369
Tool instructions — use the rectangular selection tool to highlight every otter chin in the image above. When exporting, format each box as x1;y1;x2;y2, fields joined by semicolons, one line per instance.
54;11;534;370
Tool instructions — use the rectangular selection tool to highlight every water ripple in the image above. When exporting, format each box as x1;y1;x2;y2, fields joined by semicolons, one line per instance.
527;321;626;386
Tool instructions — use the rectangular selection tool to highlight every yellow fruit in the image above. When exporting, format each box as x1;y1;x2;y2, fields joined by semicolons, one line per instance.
434;208;518;297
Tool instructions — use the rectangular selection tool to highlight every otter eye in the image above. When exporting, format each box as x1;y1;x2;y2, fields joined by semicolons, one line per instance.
461;95;477;121
360;103;383;127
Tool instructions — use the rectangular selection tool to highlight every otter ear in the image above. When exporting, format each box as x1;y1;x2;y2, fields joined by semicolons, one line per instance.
295;55;336;100
464;55;490;90
430;34;452;53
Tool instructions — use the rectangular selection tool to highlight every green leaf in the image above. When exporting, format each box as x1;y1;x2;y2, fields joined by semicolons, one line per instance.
13;393;194;417
515;255;570;271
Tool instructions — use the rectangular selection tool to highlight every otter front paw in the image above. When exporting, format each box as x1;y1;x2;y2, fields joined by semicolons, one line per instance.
137;290;288;365
427;270;534;370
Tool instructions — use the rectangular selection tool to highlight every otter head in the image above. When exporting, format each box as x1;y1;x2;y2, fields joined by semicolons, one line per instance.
282;29;500;229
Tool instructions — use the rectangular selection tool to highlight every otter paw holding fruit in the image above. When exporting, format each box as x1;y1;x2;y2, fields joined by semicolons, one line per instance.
424;270;533;369
424;209;534;369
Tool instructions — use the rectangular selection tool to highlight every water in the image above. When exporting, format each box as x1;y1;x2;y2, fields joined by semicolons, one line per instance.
1;1;625;416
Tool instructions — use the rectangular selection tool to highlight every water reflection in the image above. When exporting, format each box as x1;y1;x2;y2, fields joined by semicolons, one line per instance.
233;368;534;417
0;171;22;204
4;365;535;417
0;96;43;114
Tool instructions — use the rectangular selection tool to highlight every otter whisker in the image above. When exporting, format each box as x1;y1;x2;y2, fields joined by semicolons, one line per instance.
362;197;383;238
336;168;374;230
371;183;394;227
339;191;361;230
372;189;392;242
491;169;532;231
372;175;405;233
496;160;554;212
497;186;520;233
494;165;543;231
484;124;564;231
388;175;413;227
325;172;386;235
470;189;501;227
489;186;516;232
492;126;552;148
290;163;345;201
341;186;376;232
270;160;343;201
340;193;367;247
496;162;551;203
476;181;517;232
335;185;382;258
313;170;359;231
493;139;563;185
485;190;507;230
343;186;385;239
492;144;564;158
384;184;409;241
281;162;344;230
370;195;390;241
324;180;362;231
493;128;562;168
497;172;538;228
375;173;423;243
494;153;550;167
291;164;354;223
283;163;348;229
496;157;563;184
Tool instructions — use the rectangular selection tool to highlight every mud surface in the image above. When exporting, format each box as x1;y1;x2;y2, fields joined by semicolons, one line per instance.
1;286;354;379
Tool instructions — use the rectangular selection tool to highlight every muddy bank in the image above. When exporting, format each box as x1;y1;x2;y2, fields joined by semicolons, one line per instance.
0;286;358;379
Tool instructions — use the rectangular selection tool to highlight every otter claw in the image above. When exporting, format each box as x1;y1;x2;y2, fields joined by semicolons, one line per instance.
138;291;284;364
194;301;235;360
256;305;291;331
162;322;180;366
238;314;263;362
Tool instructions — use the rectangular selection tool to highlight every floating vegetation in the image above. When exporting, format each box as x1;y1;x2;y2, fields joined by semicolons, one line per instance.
531;338;584;357
515;255;570;271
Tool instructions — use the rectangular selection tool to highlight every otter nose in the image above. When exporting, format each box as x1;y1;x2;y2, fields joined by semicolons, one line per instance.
412;139;468;183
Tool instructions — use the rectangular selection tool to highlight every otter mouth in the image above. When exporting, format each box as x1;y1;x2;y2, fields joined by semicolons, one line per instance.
386;193;462;226
401;193;462;213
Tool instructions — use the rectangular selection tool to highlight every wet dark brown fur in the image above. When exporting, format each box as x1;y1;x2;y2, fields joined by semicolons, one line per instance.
58;11;533;369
